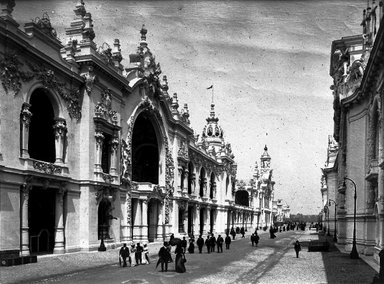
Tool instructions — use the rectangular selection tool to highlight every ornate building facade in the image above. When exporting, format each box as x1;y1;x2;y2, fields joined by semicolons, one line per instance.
324;0;384;263
0;1;277;258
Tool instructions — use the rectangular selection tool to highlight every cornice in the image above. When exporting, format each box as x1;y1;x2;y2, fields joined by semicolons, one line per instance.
0;27;83;84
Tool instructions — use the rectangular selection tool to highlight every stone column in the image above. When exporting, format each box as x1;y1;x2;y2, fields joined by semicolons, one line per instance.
177;166;183;193
157;201;163;240
142;199;148;241
194;205;200;236
183;170;189;193
121;191;130;242
206;207;211;234
53;118;67;164
54;186;66;254
132;199;141;241
94;131;104;173
20;102;32;158
20;181;31;256
109;137;119;176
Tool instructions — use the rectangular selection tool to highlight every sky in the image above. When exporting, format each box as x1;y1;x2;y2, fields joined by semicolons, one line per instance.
13;1;366;214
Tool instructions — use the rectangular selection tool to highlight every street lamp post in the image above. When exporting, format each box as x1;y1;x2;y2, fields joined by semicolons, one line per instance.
344;177;359;259
328;199;337;242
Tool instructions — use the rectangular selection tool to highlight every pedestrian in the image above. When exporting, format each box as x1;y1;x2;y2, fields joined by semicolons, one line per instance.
225;234;231;249
119;243;130;267
175;244;186;273
143;243;150;264
240;227;245;238
230;227;236;240
157;242;172;272
216;234;223;253
251;233;255;246
197;235;204;253
188;240;195;253
205;235;211;253
269;226;276;239
294;240;301;258
210;234;216;253
255;231;260;247
130;244;136;266
135;243;143;265
181;236;187;253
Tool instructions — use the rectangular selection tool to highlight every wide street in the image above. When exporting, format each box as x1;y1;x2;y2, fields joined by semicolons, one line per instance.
4;230;376;284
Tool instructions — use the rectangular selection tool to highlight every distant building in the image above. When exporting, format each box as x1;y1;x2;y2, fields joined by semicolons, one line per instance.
233;146;276;229
274;199;290;223
325;0;384;263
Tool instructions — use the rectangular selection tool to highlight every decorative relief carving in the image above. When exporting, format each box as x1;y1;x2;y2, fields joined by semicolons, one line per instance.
27;63;82;120
82;65;96;95
53;118;67;140
32;12;57;38
33;161;62;174
121;138;131;185
101;173;114;184
126;191;131;225
94;131;104;150
0;53;33;95
97;42;113;64
177;140;189;161
164;135;174;224
94;88;118;124
95;185;116;204
20;102;32;127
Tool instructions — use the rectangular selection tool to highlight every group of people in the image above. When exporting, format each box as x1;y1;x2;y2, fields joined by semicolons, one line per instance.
119;225;303;273
119;243;150;267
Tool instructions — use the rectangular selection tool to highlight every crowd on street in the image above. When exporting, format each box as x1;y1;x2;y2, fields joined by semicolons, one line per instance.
118;224;304;274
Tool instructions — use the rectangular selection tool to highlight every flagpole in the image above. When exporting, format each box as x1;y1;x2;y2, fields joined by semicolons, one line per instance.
211;85;214;104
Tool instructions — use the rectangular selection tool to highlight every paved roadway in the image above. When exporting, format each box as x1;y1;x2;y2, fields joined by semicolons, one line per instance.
13;230;377;284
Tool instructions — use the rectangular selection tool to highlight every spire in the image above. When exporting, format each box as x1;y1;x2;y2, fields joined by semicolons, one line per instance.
261;145;271;164
140;24;148;47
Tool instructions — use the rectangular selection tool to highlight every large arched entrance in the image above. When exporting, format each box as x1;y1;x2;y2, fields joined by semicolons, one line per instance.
98;198;112;240
132;112;159;184
28;187;55;254
28;89;55;162
148;199;162;242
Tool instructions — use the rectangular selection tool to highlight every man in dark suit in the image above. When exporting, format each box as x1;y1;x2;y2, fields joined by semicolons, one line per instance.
119;243;130;267
181;236;187;253
210;234;216;253
157;242;172;272
196;235;204;253
216;235;224;253
225;234;231;249
205;236;211;253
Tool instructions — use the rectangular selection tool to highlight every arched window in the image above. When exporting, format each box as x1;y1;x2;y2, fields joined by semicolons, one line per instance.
199;167;206;197
210;172;215;199
28;89;55;163
235;191;249;207
187;162;194;194
132;112;159;184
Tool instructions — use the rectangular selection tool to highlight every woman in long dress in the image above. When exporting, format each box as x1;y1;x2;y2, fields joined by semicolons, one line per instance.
175;244;186;273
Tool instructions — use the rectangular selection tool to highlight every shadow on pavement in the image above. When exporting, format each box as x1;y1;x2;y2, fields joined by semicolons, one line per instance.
319;234;377;284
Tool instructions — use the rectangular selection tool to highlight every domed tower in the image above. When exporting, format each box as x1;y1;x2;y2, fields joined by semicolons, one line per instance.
260;145;271;169
201;103;225;154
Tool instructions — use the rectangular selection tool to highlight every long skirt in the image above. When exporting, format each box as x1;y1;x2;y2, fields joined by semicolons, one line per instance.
175;253;186;273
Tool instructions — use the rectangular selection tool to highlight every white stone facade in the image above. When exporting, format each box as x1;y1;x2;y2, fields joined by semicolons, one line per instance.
325;0;384;264
0;1;274;258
